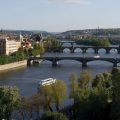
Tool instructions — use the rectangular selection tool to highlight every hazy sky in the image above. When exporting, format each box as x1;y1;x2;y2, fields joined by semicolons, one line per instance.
0;0;120;32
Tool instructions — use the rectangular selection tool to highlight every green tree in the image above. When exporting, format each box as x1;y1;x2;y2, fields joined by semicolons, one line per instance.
79;70;92;87
43;37;62;52
38;84;53;111
0;86;20;120
52;80;67;111
111;68;120;120
38;80;67;111
75;36;110;47
33;41;45;56
69;73;79;103
68;71;112;120
40;111;68;120
93;72;112;88
77;87;110;120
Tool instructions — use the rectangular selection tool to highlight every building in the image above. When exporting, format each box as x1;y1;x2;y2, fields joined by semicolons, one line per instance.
0;37;21;55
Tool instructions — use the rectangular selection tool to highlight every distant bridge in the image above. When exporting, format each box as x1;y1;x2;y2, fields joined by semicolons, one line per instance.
60;41;75;46
52;41;120;53
27;56;120;67
49;46;120;54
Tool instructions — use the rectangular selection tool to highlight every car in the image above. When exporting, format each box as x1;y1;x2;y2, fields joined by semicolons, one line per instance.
94;55;100;58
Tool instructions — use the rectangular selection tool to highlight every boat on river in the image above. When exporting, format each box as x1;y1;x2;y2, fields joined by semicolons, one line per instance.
38;78;56;87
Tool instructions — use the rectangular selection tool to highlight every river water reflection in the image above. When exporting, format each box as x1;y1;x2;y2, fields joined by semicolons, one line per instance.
0;47;120;96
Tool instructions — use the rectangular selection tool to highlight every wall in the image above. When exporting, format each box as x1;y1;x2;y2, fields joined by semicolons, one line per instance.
0;60;27;71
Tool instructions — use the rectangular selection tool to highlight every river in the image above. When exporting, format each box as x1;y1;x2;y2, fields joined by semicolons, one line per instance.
0;45;120;97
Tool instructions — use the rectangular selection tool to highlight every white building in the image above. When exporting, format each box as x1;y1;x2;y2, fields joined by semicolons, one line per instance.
0;37;21;55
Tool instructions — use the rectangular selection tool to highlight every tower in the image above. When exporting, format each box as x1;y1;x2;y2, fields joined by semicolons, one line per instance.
20;34;23;42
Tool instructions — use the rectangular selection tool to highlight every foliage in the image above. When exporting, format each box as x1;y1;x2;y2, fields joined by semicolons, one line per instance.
39;83;54;111
75;36;110;47
38;80;67;111
79;70;92;87
0;86;20;120
0;43;45;65
0;55;13;64
68;71;112;120
52;80;67;111
0;48;27;65
43;37;62;52
93;72;112;88
93;28;120;35
31;41;45;56
76;87;110;120
111;68;120;120
40;111;68;120
16;93;44;120
69;73;79;102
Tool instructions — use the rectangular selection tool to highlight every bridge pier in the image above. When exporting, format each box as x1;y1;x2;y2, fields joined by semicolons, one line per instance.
113;62;117;67
71;43;74;46
82;49;87;53
94;48;98;54
106;49;110;54
27;59;32;66
70;48;74;53
118;49;120;54
52;60;58;67
82;61;87;67
60;49;63;53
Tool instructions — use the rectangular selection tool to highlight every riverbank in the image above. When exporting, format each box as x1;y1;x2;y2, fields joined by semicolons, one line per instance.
0;60;27;71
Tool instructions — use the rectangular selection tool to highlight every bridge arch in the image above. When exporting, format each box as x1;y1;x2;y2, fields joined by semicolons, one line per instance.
62;48;71;53
57;59;82;65
98;48;106;53
74;48;82;53
62;43;72;46
87;59;114;64
86;59;115;67
109;48;118;54
86;48;94;53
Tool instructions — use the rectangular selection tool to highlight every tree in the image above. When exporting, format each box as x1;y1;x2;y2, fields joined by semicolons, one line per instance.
38;84;54;111
92;72;112;104
111;68;120;120
78;87;110;120
69;73;79;103
0;86;20;120
74;74;111;120
93;72;112;88
75;36;110;47
43;37;62;52
52;80;67;111
79;70;92;87
38;80;67;111
68;71;112;120
33;41;45;56
40;111;68;120
13;93;45;120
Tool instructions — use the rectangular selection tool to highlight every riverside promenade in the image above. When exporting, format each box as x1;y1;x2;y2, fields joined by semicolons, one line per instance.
0;60;27;71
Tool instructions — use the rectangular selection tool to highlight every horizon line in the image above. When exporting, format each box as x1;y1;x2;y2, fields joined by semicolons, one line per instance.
1;27;120;33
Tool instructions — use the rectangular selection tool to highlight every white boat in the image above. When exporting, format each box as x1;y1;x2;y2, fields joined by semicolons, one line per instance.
38;78;56;87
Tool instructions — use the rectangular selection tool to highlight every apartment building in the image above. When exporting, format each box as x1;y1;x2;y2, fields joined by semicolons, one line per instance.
0;37;21;55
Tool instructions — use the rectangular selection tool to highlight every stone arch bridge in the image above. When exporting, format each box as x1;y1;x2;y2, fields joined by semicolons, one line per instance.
60;46;120;54
27;56;120;67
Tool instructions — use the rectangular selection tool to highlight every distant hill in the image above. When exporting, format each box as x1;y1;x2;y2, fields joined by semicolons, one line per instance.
55;28;120;38
32;30;53;37
0;29;53;37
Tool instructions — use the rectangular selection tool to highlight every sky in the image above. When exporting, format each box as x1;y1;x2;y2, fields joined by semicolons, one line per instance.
0;0;120;32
